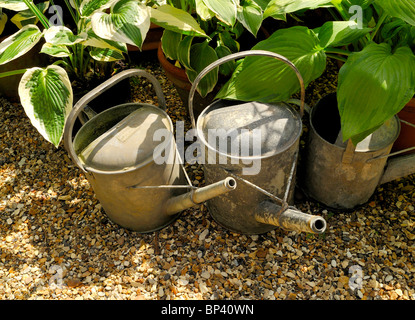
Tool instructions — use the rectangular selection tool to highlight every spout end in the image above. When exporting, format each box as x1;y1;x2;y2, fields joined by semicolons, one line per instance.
224;177;237;190
310;217;327;234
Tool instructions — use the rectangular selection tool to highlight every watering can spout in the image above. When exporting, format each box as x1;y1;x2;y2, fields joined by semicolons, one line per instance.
255;201;327;234
165;178;237;216
379;153;415;186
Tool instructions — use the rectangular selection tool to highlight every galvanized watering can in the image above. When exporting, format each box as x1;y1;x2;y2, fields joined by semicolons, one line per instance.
64;69;236;233
188;50;327;235
301;93;415;209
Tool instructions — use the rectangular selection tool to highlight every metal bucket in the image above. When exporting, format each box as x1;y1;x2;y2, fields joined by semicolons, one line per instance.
189;50;327;235
64;69;236;233
301;93;402;209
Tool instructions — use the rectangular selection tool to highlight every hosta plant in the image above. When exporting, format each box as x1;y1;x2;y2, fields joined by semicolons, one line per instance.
217;0;415;145
0;0;153;147
153;0;272;98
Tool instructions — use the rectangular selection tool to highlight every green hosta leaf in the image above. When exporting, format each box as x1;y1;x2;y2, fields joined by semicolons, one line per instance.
40;42;71;57
44;26;87;46
83;27;127;52
318;21;371;48
80;0;116;17
186;41;218;97
89;47;124;61
202;0;237;26
0;24;42;65
161;29;181;60
343;0;374;10
264;0;333;19
237;0;263;37
91;0;150;48
0;11;7;35
18;65;73;147
177;35;194;70
195;0;214;21
218;31;239;53
150;5;208;38
0;0;28;11
338;43;415;144
375;0;415;26
10;1;49;29
217;26;327;103
215;44;235;76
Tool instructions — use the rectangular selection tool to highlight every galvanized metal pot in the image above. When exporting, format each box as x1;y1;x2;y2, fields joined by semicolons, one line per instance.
64;69;236;233
189;51;327;235
301;93;415;210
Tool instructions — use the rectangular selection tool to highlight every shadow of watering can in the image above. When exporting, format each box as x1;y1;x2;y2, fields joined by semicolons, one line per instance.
188;50;327;235
298;93;415;209
64;69;236;233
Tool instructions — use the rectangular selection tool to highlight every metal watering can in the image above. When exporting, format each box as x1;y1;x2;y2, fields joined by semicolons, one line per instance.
188;50;327;235
64;69;236;233
301;93;415;209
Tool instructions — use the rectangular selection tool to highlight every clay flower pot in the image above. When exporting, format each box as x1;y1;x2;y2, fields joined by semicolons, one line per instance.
392;97;415;154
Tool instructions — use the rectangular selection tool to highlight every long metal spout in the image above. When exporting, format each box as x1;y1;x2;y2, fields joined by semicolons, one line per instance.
255;201;327;234
379;153;415;185
165;177;237;216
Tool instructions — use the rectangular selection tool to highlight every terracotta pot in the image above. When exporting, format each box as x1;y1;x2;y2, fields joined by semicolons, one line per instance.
392;98;415;154
127;23;163;52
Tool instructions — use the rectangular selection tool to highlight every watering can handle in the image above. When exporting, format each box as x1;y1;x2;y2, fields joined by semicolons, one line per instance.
188;50;306;129
64;69;166;173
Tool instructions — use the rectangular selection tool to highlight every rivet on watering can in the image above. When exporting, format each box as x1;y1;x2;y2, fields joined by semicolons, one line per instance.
64;69;237;233
188;50;327;235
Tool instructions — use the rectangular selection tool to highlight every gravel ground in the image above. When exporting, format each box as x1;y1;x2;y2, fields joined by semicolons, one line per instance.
1;54;415;301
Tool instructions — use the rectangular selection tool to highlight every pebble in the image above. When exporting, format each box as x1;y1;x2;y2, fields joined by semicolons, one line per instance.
0;59;414;301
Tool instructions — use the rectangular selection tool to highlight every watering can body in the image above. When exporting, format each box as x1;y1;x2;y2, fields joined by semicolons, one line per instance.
301;93;415;210
188;51;327;235
64;69;236;233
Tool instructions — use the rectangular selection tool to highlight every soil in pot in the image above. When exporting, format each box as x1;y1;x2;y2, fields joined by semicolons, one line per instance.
392;97;415;155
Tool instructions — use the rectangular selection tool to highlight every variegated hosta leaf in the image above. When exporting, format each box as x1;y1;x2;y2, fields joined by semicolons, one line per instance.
0;0;28;11
80;0;117;17
91;0;150;48
195;0;214;21
201;0;237;26
161;29;182;61
18;65;73;148
89;47;124;61
237;0;263;37
150;5;208;38
0;24;42;65
10;1;49;29
264;0;333;19
40;42;71;57
186;41;218;98
44;26;87;46
0;11;7;35
82;27;127;52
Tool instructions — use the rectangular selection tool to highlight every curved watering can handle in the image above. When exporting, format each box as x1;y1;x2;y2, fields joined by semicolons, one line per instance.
188;50;306;129
64;69;166;173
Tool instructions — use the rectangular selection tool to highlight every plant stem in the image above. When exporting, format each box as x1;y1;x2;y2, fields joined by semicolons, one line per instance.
0;69;27;79
324;48;351;56
326;54;347;63
370;12;388;42
23;0;50;29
